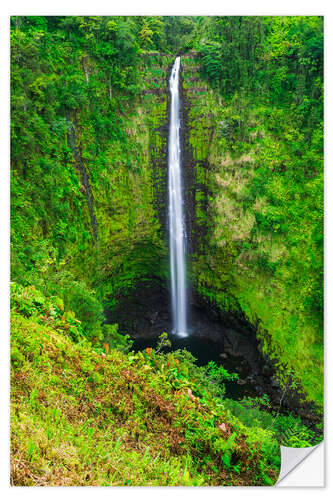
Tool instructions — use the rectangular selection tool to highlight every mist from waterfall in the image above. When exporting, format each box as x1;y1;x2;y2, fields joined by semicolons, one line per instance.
168;56;188;337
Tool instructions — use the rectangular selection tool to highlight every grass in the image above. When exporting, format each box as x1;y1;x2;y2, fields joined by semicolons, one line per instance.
11;284;281;486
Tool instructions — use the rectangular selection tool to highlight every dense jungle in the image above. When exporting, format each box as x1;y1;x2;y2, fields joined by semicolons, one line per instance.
10;15;323;486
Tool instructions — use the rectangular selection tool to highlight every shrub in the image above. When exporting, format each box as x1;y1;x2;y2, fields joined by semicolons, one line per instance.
102;323;133;353
62;281;104;341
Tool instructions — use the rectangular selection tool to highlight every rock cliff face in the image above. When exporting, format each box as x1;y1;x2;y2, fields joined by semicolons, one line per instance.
181;58;211;259
143;54;172;242
110;54;269;368
110;53;256;343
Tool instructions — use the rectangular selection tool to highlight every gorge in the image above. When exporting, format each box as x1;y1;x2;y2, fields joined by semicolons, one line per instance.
108;53;321;429
10;16;324;486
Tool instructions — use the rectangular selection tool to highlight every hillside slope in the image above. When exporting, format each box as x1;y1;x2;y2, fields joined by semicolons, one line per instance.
11;283;282;486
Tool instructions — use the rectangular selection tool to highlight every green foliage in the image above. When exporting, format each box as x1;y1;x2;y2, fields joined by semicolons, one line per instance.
280;420;321;448
184;17;323;407
10;17;323;488
147;349;238;401
11;281;47;317
155;332;172;353
10;281;86;344
196;41;222;86
102;323;133;353
11;15;169;312
11;285;281;486
205;360;239;383
224;396;322;448
196;16;323;113
62;281;104;341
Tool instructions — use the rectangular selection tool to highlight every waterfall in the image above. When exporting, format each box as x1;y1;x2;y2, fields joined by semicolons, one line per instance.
168;56;188;337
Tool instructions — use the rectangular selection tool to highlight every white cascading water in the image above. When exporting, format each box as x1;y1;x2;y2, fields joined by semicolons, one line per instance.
168;56;188;337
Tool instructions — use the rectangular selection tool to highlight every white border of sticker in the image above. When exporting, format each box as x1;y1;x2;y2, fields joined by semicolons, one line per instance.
277;443;325;486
